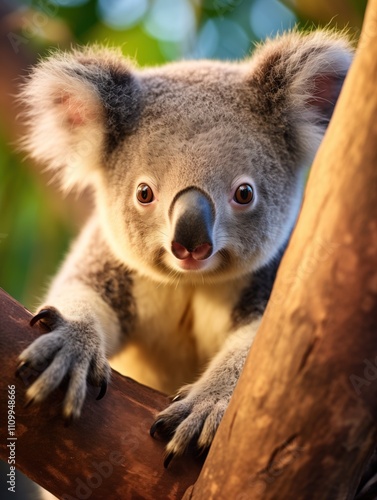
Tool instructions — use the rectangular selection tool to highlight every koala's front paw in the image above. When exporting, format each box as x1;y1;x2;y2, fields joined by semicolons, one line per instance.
150;381;233;468
17;307;110;419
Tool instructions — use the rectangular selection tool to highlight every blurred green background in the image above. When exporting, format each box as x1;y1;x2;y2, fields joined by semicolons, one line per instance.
0;0;367;311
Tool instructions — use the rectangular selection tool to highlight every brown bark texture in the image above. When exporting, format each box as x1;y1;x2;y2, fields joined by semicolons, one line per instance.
0;289;202;499
184;1;377;499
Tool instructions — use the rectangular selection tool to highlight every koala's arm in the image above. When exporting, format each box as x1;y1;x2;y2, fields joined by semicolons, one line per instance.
18;218;136;418
150;319;260;466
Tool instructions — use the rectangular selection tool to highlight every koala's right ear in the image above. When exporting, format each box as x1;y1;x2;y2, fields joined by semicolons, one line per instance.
246;30;354;164
20;48;141;191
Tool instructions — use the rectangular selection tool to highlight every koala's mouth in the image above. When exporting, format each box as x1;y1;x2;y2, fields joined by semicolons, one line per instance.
152;247;234;282
173;254;213;271
152;246;219;274
167;248;226;275
169;241;214;272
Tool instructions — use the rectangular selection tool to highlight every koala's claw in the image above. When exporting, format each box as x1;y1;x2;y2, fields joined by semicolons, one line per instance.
163;452;175;469
30;307;61;329
19;309;111;420
150;418;166;438
15;360;30;377
171;392;184;402
23;396;35;409
30;309;51;327
150;415;182;440
96;379;108;400
152;383;232;465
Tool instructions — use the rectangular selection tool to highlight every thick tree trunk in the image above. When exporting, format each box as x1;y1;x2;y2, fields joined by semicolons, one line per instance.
184;1;377;499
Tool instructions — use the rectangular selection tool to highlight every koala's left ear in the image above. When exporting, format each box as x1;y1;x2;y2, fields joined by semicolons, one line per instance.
247;30;354;161
20;47;141;191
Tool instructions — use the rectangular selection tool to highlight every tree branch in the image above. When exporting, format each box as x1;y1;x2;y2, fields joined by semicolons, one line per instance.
0;289;202;499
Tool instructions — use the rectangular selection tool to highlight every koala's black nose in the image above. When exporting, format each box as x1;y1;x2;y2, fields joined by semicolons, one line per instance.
170;187;215;261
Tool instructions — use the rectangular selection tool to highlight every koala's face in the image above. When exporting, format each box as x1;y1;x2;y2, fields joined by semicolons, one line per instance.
21;31;353;283
98;67;304;283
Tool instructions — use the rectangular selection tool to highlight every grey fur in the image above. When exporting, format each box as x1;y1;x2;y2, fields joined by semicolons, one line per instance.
232;241;288;326
69;222;137;336
18;30;353;459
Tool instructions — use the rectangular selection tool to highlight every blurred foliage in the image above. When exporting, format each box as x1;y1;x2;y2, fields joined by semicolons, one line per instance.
0;0;367;309
0;126;74;309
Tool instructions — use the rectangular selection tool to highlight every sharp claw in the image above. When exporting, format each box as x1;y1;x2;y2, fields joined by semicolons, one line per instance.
16;360;30;377
164;452;175;469
96;380;107;401
150;418;164;438
24;397;34;409
30;309;53;328
196;445;210;458
172;393;182;402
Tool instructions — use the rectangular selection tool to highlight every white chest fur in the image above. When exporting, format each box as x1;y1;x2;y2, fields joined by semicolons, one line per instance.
110;276;244;394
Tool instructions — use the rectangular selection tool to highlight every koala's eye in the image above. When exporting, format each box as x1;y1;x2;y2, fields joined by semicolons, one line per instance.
233;184;254;205
136;183;154;204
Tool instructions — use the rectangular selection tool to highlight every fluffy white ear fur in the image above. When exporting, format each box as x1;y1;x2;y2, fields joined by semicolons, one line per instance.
20;55;106;191
20;46;139;189
248;30;354;162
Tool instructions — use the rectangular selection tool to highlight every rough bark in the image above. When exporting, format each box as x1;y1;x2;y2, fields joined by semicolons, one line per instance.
184;1;377;499
0;289;202;499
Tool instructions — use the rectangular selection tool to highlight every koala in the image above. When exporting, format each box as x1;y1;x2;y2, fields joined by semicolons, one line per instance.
17;30;352;467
